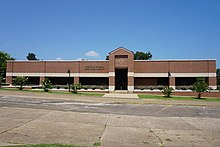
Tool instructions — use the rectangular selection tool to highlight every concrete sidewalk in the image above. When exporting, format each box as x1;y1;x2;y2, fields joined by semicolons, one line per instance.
0;107;220;147
103;93;139;99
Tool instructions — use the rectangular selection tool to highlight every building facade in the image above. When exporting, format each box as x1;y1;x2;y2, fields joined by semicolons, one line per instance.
6;47;217;92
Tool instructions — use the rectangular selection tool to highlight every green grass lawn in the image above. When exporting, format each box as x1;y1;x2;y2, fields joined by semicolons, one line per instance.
7;144;86;147
0;88;104;97
138;94;220;101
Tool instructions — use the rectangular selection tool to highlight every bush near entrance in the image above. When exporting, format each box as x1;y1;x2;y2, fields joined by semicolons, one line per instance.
162;87;174;98
41;78;52;92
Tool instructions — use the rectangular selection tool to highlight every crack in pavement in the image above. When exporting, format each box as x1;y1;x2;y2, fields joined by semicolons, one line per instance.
149;129;164;146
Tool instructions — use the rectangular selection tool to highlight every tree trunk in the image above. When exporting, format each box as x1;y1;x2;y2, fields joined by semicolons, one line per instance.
198;92;201;99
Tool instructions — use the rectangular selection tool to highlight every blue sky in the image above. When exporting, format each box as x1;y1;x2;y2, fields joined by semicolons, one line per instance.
0;0;220;68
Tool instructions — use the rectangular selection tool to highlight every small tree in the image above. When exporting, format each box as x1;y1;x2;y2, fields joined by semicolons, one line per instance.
41;78;52;92
71;83;81;93
193;78;208;99
13;76;28;90
162;87;174;98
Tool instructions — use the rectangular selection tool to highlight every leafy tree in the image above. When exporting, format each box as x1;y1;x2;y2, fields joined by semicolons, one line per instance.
162;87;174;98
134;51;152;60
0;51;14;85
13;76;28;90
26;53;38;60
217;68;220;85
41;78;52;92
193;78;208;99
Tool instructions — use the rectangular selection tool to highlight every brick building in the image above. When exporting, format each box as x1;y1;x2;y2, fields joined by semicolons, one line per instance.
6;47;217;92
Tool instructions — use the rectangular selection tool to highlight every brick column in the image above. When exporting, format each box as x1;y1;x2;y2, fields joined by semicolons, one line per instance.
39;77;45;85
109;76;115;92
6;76;12;85
169;77;175;89
128;76;134;93
127;71;134;93
208;77;217;89
74;77;79;84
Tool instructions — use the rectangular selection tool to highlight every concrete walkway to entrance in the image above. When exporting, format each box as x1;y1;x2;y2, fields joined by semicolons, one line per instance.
103;93;139;99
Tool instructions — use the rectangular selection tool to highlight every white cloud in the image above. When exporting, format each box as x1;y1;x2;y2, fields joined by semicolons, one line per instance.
76;58;87;61
56;57;63;60
85;51;99;57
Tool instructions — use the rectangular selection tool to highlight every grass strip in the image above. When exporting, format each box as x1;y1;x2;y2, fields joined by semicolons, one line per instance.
138;94;220;101
0;88;104;97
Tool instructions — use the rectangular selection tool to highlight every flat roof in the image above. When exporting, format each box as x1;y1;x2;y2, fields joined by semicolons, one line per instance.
7;59;216;62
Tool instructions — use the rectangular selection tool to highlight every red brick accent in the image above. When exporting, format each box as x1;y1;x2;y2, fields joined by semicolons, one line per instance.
39;77;45;85
128;76;134;86
169;77;175;86
208;77;217;86
109;76;115;86
74;77;79;84
6;76;12;84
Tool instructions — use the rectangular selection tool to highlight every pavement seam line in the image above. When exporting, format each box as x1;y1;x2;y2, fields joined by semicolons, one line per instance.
0;110;51;135
155;105;172;115
96;113;111;145
0;118;35;135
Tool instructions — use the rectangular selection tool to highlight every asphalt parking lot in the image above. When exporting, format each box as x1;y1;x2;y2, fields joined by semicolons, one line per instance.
0;95;220;147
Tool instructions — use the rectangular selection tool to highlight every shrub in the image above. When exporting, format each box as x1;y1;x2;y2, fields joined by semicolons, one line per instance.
100;87;105;90
189;86;194;91
92;87;96;90
71;83;81;93
162;87;174;98
150;87;154;90
138;86;144;90
13;76;28;90
56;86;60;90
158;86;164;90
193;78;208;99
41;78;52;92
84;86;88;90
181;86;187;90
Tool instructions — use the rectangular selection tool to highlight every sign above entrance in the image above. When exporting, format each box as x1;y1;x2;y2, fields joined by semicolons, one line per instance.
84;66;105;71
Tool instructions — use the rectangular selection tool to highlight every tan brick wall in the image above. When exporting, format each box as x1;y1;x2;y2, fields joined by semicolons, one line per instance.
6;62;13;72
79;61;109;73
170;61;209;73
134;60;216;73
12;61;45;73
46;61;79;73
134;61;169;73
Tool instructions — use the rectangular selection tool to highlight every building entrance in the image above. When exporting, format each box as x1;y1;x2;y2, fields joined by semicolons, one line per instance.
115;68;128;90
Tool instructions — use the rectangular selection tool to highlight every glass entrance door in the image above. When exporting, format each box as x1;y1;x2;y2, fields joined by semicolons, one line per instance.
115;68;128;90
